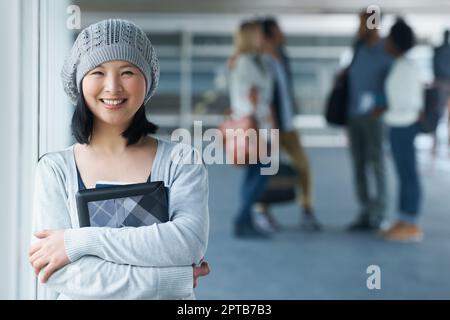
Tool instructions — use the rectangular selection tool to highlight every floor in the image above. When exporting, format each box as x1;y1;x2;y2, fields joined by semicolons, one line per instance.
194;134;450;299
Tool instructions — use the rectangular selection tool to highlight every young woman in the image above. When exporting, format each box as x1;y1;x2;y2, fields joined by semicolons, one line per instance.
228;20;274;238
382;18;423;242
29;19;210;299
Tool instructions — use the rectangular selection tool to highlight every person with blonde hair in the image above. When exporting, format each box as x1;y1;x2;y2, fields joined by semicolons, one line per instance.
228;20;274;238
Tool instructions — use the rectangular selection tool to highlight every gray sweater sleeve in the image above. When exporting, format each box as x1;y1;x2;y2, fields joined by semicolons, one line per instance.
63;145;209;267
32;155;193;299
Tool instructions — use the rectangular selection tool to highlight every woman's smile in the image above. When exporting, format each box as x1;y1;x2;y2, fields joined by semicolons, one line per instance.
100;98;128;110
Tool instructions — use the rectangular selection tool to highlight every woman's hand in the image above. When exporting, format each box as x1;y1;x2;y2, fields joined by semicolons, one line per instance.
28;230;70;283
193;261;210;288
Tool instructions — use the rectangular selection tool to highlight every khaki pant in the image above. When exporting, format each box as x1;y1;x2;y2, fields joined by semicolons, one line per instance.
279;131;313;210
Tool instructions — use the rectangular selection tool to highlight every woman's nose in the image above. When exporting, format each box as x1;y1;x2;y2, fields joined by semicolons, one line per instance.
104;73;123;93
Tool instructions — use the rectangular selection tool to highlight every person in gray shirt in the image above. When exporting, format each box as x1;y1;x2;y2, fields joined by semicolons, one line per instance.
347;11;393;231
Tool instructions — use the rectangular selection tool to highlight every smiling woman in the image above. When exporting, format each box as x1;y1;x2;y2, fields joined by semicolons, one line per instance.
71;61;158;146
30;19;210;300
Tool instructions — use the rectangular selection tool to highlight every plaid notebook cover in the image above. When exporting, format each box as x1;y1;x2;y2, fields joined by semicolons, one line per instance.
77;182;169;228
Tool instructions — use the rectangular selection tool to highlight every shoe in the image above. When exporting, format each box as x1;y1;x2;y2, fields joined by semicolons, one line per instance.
377;222;403;237
254;204;281;232
234;221;270;239
254;213;279;233
300;208;322;231
382;223;423;242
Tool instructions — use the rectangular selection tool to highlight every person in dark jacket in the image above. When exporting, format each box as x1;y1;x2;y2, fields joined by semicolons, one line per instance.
346;11;393;231
261;17;321;231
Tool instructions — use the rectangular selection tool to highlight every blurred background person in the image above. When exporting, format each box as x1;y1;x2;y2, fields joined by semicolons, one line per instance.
347;10;393;231
228;20;274;239
382;18;424;242
432;29;450;154
261;17;321;231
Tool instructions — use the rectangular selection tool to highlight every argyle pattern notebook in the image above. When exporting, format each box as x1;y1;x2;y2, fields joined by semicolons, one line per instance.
88;193;168;227
76;182;169;228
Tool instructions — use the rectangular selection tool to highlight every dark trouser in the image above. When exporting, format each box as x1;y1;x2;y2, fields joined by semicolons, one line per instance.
236;163;270;224
389;123;421;223
348;115;387;226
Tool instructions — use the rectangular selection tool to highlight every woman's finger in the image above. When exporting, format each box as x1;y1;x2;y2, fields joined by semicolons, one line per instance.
41;263;56;283
28;242;42;257
29;250;43;266
34;230;50;239
32;257;49;276
193;278;198;288
195;262;210;278
201;261;210;275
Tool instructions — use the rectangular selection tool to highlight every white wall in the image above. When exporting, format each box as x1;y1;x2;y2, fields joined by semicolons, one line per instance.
0;0;21;300
0;0;72;299
39;0;73;157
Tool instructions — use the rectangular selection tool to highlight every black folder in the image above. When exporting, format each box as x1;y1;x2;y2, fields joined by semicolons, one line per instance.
75;181;169;228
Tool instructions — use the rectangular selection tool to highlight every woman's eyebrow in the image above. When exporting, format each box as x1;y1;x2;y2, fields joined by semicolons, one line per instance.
119;64;136;69
93;63;135;69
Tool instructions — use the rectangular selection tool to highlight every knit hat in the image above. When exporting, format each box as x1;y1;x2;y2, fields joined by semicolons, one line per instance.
61;19;159;105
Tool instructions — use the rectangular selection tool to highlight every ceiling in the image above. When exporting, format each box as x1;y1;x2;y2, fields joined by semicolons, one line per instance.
74;0;450;42
75;0;450;14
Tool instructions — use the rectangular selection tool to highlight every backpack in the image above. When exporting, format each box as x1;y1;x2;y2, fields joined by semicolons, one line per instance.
324;40;363;127
325;69;349;126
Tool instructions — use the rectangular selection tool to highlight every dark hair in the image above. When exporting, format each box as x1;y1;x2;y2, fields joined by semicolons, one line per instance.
388;18;415;54
71;88;158;146
261;17;278;39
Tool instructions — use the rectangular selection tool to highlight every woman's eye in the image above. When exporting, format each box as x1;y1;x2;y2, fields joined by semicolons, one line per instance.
122;71;134;76
91;71;104;75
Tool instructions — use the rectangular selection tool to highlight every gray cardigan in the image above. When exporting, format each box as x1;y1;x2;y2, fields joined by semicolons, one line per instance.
31;137;209;299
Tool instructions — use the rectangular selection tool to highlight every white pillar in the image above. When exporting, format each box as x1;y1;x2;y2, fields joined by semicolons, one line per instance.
0;0;72;299
0;0;21;300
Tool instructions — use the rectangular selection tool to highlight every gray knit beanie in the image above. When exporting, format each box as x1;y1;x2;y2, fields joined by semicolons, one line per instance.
61;19;159;105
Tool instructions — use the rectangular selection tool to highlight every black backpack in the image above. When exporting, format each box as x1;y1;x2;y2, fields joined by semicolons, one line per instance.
324;40;363;127
325;69;349;126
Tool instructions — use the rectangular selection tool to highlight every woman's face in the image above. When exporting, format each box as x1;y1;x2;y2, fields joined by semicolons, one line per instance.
82;60;146;127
